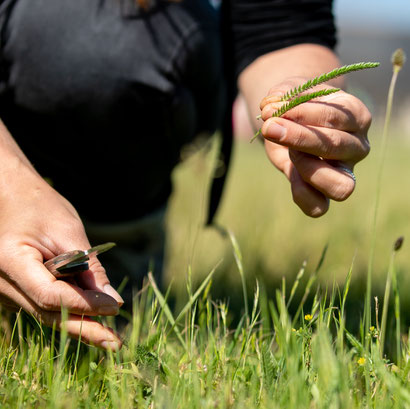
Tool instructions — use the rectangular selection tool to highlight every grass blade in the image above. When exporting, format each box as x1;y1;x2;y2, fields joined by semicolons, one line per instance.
148;272;186;350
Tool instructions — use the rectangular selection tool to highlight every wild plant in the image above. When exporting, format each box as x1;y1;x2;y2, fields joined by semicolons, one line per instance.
252;62;380;141
365;49;406;348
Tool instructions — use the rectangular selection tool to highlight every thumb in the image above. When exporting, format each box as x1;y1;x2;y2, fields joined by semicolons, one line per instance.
47;223;124;306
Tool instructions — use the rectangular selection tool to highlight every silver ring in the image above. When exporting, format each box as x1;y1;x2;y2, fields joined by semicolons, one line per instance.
337;166;356;183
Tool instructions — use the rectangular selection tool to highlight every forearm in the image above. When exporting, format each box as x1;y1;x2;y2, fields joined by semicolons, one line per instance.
0;119;38;176
238;43;343;130
0;119;51;203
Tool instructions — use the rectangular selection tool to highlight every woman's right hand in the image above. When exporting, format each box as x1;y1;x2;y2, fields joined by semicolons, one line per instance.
0;139;124;350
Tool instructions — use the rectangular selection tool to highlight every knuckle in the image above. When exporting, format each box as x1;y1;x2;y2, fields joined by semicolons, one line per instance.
34;285;60;311
47;217;88;249
321;107;339;129
66;219;87;241
323;132;342;158
265;77;305;107
288;149;302;165
358;105;372;131
88;258;106;274
262;102;282;120
261;105;274;121
283;106;306;124
0;233;22;256
92;333;112;346
88;259;110;283
80;321;115;346
260;93;283;110
363;138;371;157
70;217;86;233
347;95;372;131
36;291;57;311
287;126;306;150
355;137;371;161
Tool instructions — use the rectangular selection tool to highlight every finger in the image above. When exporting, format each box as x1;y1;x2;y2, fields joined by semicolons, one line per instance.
0;275;121;349
5;249;120;316
76;257;124;307
261;92;372;133
50;315;122;350
260;93;283;111
263;139;291;172
288;165;330;217
289;149;356;202
261;117;370;162
264;141;329;217
259;77;311;111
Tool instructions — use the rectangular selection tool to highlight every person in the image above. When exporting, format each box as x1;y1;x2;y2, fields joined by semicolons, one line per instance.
0;0;371;350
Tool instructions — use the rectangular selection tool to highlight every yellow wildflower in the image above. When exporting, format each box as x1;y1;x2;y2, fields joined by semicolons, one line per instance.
304;314;313;321
357;357;366;366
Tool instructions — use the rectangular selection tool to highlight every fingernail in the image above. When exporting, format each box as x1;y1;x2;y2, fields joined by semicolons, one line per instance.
262;120;286;141
104;284;124;307
100;340;121;351
260;93;282;109
98;305;119;315
266;93;283;102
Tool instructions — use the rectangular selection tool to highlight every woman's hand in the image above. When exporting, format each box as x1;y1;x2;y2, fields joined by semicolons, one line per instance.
259;77;371;217
0;159;124;350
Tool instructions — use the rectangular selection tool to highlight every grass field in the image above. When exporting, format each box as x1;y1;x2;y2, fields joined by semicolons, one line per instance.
1;121;410;408
167;123;410;304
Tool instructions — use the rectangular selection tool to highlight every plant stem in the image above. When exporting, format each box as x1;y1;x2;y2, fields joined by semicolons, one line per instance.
379;247;395;357
392;254;401;365
365;63;401;348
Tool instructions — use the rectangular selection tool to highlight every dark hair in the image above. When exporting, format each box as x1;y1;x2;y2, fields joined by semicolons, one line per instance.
136;0;150;8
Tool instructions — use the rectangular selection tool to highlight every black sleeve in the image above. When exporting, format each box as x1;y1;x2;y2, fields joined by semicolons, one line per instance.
224;0;337;78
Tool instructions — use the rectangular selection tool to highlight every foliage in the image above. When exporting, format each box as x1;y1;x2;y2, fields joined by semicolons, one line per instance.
280;62;380;102
0;234;409;408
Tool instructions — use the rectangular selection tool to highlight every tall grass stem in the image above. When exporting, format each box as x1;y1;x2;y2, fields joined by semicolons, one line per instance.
365;52;403;348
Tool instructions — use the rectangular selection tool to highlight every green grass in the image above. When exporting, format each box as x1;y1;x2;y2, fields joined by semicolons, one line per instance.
1;123;410;407
0;236;409;408
166;125;410;300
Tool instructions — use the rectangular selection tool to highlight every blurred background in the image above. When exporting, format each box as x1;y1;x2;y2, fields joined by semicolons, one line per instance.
335;0;410;128
163;0;410;337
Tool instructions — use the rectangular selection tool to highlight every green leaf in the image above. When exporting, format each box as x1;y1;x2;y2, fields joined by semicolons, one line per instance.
281;62;380;101
273;88;340;118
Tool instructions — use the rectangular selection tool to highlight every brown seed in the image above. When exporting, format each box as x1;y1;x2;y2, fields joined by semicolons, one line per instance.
393;236;404;252
391;48;406;71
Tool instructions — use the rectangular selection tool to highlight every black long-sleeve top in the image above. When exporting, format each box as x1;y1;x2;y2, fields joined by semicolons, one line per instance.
0;0;336;222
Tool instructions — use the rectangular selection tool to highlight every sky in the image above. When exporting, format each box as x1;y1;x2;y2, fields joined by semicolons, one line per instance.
334;0;410;34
